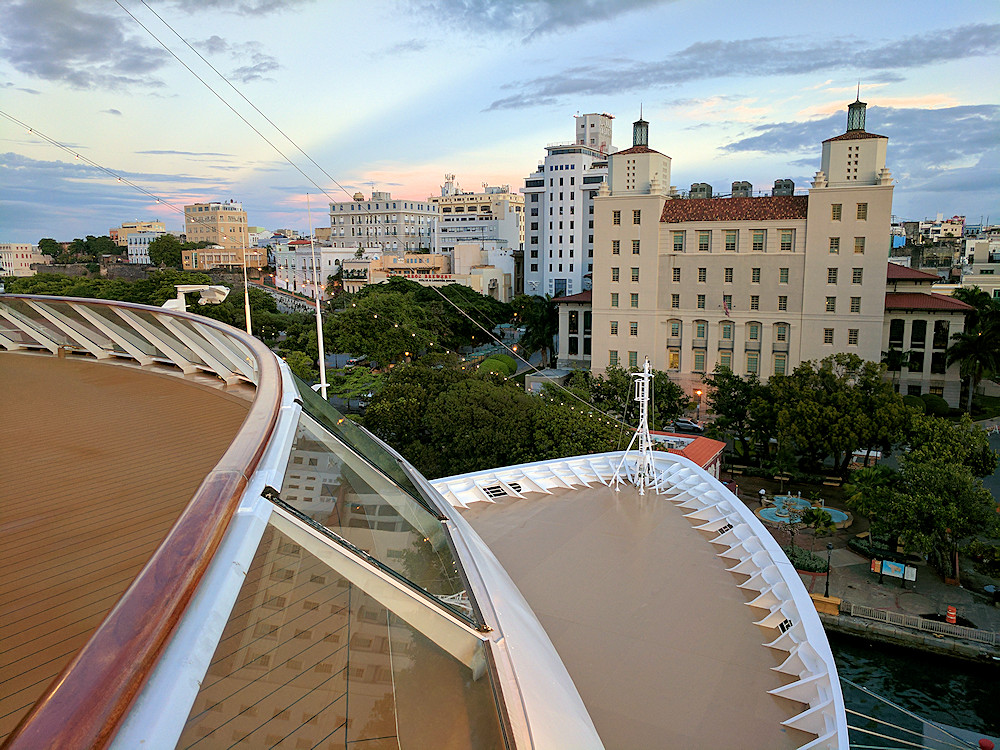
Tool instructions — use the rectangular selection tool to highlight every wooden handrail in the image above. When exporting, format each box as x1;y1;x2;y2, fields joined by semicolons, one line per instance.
1;297;283;750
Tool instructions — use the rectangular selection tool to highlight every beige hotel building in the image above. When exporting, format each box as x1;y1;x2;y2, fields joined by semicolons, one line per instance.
571;100;903;396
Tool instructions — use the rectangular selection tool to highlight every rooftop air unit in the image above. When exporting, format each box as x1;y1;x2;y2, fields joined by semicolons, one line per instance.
690;182;713;199
772;179;794;196
732;181;752;198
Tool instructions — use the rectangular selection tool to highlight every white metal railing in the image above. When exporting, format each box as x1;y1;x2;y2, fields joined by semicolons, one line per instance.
845;602;1000;646
0;295;258;386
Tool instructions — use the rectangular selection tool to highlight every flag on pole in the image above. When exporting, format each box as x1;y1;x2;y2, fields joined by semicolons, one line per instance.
722;295;731;317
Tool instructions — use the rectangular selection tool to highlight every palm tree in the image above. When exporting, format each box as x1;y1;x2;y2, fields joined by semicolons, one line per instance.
881;348;915;390
512;294;558;368
947;312;1000;413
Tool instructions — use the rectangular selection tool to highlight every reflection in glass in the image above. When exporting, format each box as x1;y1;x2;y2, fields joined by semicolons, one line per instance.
175;525;505;749
281;414;471;621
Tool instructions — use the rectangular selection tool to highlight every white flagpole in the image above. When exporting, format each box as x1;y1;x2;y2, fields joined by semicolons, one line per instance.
307;193;328;399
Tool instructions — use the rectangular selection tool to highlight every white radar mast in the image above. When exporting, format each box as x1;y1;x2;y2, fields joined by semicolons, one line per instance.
612;357;660;495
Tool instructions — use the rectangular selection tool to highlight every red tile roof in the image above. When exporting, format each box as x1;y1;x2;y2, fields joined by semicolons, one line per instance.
886;263;940;281
660;195;808;223
823;130;888;142
651;431;727;468
553;290;592;304
884;292;973;312
615;145;664;156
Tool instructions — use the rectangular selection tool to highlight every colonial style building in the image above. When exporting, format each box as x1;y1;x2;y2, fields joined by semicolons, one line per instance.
522;113;616;298
0;243;49;277
110;220;165;247
327;191;437;254
551;100;966;407
181;201;264;270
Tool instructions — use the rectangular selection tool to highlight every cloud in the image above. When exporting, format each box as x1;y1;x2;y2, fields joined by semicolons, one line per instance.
409;0;673;38
137;149;234;157
168;0;315;15
193;35;230;54
485;24;1000;110
2;81;41;94
385;39;427;55
102;109;123;116
0;0;170;89
229;49;279;83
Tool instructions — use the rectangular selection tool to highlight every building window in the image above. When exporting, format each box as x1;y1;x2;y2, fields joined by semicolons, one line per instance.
697;294;706;309
857;203;868;220
774;353;787;376
850;296;861;313
612;267;620;282
751;267;761;283
668;350;680;370
929;384;944;395
630;293;639;308
725;230;738;252
719;351;732;369
852;267;863;284
628;351;638;368
780;229;793;252
698;231;710;252
695;321;707;338
568;336;579;355
888;319;904;347
611;293;619;307
610;350;619;366
778;295;787;311
630;321;638;336
724;267;733;283
752;230;765;252
854;237;866;254
530;263;538;272
673;232;684;252
612;240;620;255
610;321;618;335
670;321;681;336
721;322;733;340
750;295;760;310
748;323;760;341
909;351;924;372
632;240;640;255
911;319;927;348
931;351;947;374
747;351;759;375
831;204;842;221
826;296;837;312
933;320;950;349
828;268;838;284
907;384;921;396
823;328;834;344
698;267;707;283
829;237;840;254
723;293;733;310
633;210;641;224
673;267;681;282
693;351;706;372
776;323;788;342
779;267;789;283
671;294;680;309
613;210;621;225
631;267;640;282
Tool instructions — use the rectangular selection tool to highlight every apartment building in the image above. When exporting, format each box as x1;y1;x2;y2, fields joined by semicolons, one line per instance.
568;101;931;397
0;243;49;277
110;220;165;247
181;201;264;269
522;113;616;298
126;230;167;265
328;191;437;253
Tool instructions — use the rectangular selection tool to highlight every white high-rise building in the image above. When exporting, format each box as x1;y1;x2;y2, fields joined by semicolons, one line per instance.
522;113;616;298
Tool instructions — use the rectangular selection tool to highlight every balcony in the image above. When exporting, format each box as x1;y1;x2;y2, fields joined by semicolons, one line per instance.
772;341;789;353
667;336;682;348
717;339;733;350
745;340;761;351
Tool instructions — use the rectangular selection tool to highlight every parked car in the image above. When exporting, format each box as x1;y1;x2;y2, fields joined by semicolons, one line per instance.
671;418;704;433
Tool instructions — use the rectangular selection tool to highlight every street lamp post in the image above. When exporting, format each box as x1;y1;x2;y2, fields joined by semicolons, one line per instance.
824;542;833;597
694;388;703;420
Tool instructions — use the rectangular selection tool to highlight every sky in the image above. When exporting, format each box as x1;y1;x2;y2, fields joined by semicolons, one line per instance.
1;0;999;243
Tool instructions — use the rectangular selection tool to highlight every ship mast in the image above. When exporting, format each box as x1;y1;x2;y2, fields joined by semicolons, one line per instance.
612;357;659;495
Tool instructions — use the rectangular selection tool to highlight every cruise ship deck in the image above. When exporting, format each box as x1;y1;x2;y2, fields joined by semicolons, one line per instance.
0;355;251;741
0;294;846;749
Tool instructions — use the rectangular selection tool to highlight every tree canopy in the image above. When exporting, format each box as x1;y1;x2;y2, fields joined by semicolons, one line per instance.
511;294;558;367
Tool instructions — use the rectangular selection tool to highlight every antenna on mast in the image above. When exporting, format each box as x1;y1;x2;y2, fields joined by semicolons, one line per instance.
611;357;660;495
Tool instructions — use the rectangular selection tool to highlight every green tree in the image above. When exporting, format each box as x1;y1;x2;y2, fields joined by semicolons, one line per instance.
284;350;317;381
148;234;184;268
511;294;558;368
704;365;764;461
38;238;61;257
327;366;384;409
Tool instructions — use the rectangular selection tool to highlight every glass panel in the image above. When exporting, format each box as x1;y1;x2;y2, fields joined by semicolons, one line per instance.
281;413;472;621
127;309;203;362
294;377;431;509
2;298;74;348
85;304;168;358
175;524;505;749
